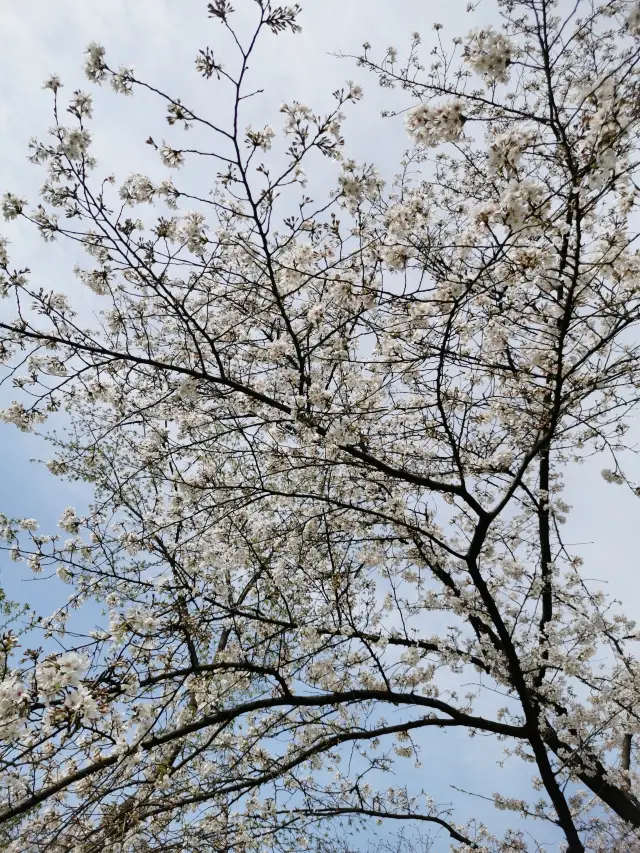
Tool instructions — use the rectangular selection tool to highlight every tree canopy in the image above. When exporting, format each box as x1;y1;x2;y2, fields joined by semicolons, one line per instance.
2;1;640;851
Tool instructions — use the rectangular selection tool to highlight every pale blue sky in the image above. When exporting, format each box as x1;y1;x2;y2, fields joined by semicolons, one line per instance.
1;1;637;848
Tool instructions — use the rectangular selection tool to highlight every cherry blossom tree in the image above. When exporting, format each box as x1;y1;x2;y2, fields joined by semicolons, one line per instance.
2;0;640;850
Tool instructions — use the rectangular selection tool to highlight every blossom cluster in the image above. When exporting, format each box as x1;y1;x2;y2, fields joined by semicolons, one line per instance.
405;100;465;146
464;26;514;83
